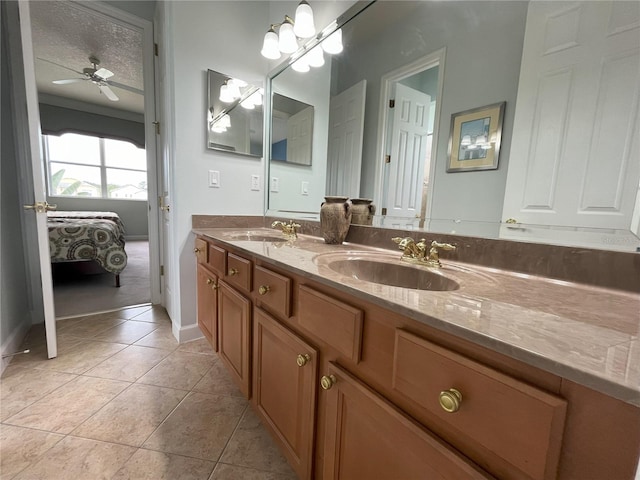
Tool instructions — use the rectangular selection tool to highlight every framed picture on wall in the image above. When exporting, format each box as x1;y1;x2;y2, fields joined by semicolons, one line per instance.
447;102;505;172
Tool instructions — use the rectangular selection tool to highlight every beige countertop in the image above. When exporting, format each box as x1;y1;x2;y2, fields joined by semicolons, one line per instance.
193;227;640;407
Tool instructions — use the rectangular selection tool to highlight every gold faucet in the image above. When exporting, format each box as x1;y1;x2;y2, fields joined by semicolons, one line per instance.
271;220;301;239
391;237;456;267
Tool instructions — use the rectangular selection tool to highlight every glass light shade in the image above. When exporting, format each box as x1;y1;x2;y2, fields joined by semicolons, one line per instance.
461;134;472;146
219;84;235;103
241;98;255;109
220;114;231;128
293;1;316;38
322;28;343;54
261;29;281;59
278;21;298;54
228;82;241;100
481;144;492;150
249;90;263;106
307;45;324;67
229;78;247;88
292;56;310;73
211;124;227;133
476;134;487;145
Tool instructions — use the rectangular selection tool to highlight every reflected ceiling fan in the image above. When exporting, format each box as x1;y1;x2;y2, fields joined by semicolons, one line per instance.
46;55;142;102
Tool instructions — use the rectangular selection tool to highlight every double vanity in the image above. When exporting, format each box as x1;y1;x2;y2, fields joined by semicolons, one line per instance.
192;217;639;480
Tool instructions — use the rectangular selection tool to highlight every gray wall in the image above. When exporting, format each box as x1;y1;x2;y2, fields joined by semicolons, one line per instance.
334;1;528;223
1;3;33;357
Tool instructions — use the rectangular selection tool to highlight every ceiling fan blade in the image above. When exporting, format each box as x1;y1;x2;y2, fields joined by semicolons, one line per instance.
109;81;144;95
52;78;85;85
99;84;119;101
94;67;114;80
37;57;83;75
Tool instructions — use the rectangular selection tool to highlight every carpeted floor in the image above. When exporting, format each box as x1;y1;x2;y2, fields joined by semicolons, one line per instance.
52;240;151;318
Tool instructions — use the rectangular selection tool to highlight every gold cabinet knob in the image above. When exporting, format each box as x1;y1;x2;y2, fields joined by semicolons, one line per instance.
206;278;213;285
439;388;462;413
296;354;311;367
258;285;270;295
228;268;238;276
320;374;337;390
193;247;200;254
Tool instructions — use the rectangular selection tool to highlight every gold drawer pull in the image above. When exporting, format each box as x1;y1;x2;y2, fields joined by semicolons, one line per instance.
439;388;462;413
320;374;337;390
228;268;239;276
258;285;270;295
194;247;200;253
296;354;311;367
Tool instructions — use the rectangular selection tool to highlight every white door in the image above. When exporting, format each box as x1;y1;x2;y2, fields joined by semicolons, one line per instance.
326;79;367;198
384;83;431;219
502;1;640;229
15;1;57;358
286;106;314;165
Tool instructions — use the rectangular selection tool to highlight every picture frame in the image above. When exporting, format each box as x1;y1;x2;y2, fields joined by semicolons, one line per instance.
447;102;505;172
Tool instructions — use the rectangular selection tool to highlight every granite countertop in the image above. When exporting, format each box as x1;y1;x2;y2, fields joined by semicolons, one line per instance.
193;227;640;407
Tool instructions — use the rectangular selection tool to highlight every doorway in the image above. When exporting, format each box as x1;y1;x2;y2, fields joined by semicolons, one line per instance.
25;2;161;322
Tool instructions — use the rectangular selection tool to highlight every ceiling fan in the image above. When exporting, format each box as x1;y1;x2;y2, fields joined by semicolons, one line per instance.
47;56;142;101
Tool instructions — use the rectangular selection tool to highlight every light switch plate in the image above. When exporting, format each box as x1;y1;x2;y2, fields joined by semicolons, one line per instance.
301;181;309;195
209;170;220;188
251;175;260;191
270;177;279;192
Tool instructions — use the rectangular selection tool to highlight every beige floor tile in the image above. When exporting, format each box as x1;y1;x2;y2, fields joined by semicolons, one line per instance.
92;320;159;344
84;345;171;382
0;424;64;479
13;436;136;480
209;463;297;480
56;316;126;338
130;307;171;324
5;375;129;434
134;326;179;350
33;340;128;375
112;449;214;480
118;305;154;318
71;383;187;446
219;408;295;475
143;392;247;460
137;351;216;390
178;338;216;355
7;335;88;370
0;366;76;421
193;360;244;397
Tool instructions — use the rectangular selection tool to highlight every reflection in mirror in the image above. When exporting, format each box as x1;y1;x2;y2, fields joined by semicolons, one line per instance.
271;94;314;165
207;69;263;156
266;1;640;252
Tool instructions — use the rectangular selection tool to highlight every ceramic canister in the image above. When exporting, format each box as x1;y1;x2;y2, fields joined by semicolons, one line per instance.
320;196;352;244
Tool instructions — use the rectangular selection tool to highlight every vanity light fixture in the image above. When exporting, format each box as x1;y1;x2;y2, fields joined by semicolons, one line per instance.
261;1;317;60
292;56;311;73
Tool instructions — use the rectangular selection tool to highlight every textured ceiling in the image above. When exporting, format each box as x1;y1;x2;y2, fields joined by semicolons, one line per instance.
29;1;144;114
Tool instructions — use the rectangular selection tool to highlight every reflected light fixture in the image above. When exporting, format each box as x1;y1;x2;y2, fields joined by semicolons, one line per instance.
321;28;343;54
292;56;310;73
261;1;316;60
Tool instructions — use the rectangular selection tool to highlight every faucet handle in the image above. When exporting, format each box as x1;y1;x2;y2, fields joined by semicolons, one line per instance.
431;241;456;251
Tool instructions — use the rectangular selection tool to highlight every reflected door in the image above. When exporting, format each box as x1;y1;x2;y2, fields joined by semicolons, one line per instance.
385;83;431;219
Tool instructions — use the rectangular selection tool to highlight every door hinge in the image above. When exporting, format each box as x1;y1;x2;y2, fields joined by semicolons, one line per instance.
389;99;395;108
381;208;388;215
160;265;164;276
154;43;159;56
384;155;391;164
152;121;160;135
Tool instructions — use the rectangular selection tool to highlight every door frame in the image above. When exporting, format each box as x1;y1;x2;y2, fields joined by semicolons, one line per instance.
373;48;446;222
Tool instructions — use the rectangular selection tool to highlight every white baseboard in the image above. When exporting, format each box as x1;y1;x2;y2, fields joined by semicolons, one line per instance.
1;319;32;375
125;235;149;241
174;322;203;344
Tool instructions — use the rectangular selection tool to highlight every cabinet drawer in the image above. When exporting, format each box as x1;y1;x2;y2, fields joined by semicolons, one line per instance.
254;265;292;318
194;237;208;264
226;252;252;292
392;330;567;480
298;285;363;363
208;243;226;276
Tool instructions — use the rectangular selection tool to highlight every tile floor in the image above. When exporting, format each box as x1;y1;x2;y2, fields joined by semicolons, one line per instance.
0;305;297;480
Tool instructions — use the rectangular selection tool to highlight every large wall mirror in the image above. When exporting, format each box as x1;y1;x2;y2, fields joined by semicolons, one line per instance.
207;69;263;156
266;1;640;252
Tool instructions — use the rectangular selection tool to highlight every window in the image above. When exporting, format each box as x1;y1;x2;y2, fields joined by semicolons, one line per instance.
45;132;147;200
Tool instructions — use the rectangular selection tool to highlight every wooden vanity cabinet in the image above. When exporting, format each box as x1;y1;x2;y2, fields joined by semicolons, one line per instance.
253;308;318;479
196;264;218;350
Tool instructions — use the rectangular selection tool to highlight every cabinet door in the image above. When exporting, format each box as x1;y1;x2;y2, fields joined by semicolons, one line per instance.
218;281;252;398
253;308;318;480
322;363;493;480
196;264;218;351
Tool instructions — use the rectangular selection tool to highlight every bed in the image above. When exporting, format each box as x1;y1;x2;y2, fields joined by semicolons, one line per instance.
47;211;128;287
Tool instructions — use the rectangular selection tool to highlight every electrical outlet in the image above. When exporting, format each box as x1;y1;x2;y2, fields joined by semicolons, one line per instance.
301;181;309;196
209;170;220;188
251;175;260;191
270;177;279;192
